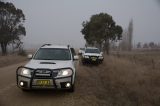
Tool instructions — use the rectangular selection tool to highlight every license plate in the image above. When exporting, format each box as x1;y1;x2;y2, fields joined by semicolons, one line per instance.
91;57;97;61
36;80;50;86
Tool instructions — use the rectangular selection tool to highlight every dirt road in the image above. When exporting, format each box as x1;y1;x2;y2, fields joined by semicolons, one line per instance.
0;61;108;106
1;55;160;106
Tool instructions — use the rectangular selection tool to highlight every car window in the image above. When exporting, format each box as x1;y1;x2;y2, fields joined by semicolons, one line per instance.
85;48;100;53
80;48;85;51
33;48;71;60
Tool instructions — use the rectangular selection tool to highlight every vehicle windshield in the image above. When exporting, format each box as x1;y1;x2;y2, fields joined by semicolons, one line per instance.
85;48;100;53
33;48;71;60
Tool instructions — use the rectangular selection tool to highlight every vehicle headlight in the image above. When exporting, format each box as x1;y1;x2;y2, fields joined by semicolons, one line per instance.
84;55;89;58
99;56;104;59
20;68;32;77
57;69;73;77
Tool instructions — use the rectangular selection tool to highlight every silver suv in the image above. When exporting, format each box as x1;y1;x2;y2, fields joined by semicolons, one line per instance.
16;44;78;92
82;47;103;64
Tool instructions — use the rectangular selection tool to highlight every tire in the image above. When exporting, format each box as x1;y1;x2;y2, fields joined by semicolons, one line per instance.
21;89;30;92
82;60;85;65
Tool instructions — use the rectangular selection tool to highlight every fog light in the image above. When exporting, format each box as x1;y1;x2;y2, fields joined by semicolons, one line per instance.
65;83;71;88
20;81;24;86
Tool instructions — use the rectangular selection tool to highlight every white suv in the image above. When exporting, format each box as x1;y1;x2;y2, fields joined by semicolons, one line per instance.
82;47;103;64
16;44;78;92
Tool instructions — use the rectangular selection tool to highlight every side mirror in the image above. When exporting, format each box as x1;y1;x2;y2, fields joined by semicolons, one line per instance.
81;51;84;55
100;52;103;55
27;54;33;59
73;55;79;60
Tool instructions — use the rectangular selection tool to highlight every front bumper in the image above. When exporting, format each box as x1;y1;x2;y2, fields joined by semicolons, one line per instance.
82;56;103;63
16;66;74;90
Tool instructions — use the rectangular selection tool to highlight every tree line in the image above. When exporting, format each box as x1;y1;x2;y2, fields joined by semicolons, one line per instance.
137;42;160;49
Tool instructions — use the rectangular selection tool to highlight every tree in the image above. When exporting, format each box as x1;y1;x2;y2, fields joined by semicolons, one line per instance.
81;13;122;54
119;19;133;51
157;0;160;5
143;43;149;48
0;1;26;55
128;19;133;51
137;42;141;48
149;42;155;48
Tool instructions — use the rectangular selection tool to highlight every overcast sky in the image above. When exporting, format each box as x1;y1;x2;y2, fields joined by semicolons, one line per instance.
8;0;160;48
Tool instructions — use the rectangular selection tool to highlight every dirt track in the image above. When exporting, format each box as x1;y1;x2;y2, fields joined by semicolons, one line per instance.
0;60;108;106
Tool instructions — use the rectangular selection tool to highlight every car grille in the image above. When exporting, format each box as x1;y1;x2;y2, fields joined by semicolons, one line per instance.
89;56;98;59
34;69;58;79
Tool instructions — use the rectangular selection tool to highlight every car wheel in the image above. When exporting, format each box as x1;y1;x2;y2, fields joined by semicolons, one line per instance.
82;60;85;65
21;89;30;92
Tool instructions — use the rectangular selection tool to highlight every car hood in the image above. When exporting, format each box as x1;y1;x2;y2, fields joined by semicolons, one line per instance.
25;59;73;70
84;53;102;57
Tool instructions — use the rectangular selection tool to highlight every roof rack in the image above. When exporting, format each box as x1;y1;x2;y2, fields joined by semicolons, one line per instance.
41;44;52;47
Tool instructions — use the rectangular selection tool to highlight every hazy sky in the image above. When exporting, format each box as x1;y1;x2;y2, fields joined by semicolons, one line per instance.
9;0;160;48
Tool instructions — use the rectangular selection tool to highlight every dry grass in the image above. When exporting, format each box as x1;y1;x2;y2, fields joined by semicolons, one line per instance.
112;51;160;70
0;54;27;68
98;52;160;106
0;51;160;105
